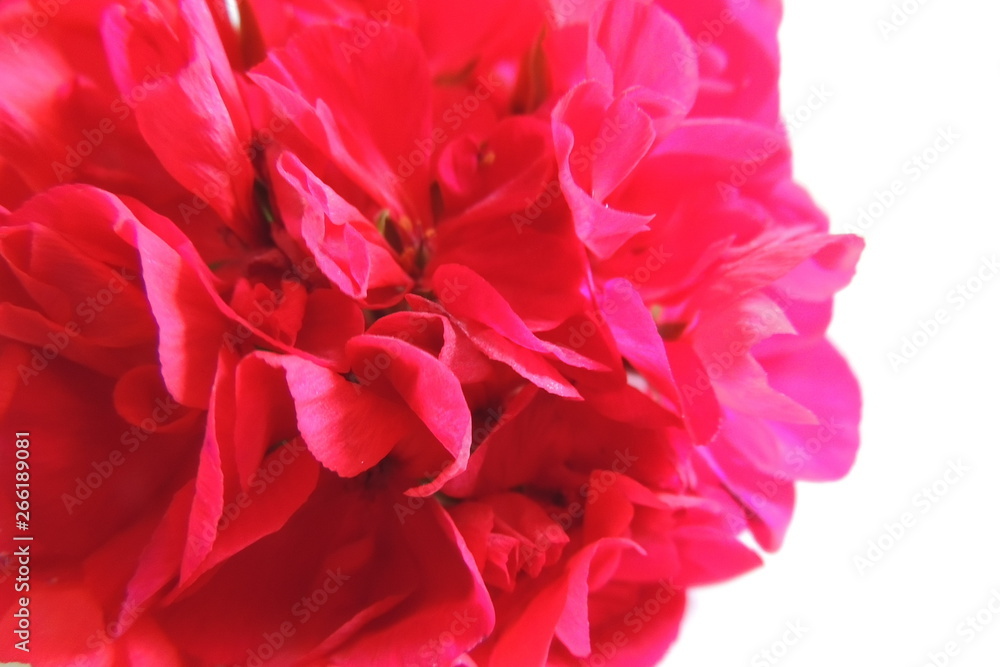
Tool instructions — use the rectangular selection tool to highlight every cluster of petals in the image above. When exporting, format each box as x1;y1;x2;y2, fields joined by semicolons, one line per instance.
0;0;861;664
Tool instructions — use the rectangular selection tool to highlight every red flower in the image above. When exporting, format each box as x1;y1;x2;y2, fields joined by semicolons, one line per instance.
0;0;860;664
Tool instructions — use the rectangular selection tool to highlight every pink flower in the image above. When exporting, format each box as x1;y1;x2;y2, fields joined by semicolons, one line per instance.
0;0;860;664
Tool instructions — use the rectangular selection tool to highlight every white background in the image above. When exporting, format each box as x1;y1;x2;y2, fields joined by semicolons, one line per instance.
666;0;1000;665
